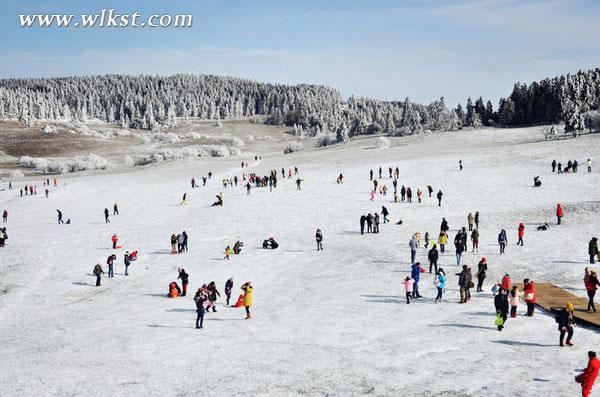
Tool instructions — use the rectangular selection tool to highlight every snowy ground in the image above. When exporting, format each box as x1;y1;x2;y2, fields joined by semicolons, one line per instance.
1;126;600;396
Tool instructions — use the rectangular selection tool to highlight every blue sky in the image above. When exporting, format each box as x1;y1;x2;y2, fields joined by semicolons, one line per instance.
0;0;599;107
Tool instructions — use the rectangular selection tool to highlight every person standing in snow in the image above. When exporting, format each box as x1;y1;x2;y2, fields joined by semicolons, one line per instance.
428;244;439;274
241;281;253;319
111;234;119;249
170;234;178;254
509;286;522;318
438;230;448;253
181;192;187;205
225;278;234;306
194;287;208;329
471;228;480;253
476;257;487;292
517;223;525;246
558;162;563;174
57;209;64;224
315;228;323;251
436;190;443;207
373;213;380;233
575;351;600;397
523;279;536;316
409;236;418;264
124;251;131;276
369;169;373;181
2;209;7;223
206;281;220;312
454;231;465;266
585;269;600;312
406;187;412;203
104;208;110;223
411;262;425;299
402;276;415;304
551;159;557;172
181;231;188;252
93;263;104;286
588;159;593;173
589;237;599;264
366;213;374;233
556;203;564;225
378;166;382;179
494;288;509;331
360;215;366;235
434;269;446;303
113;203;119;216
400;185;406;201
427;185;433;198
474;211;480;229
177;233;184;253
456;265;471;304
459;159;463;171
178;268;189;297
498;229;508;254
467;213;474;231
106;254;116;278
557;302;575;347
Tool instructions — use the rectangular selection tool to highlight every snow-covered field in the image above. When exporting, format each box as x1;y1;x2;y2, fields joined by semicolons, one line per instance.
1;126;600;396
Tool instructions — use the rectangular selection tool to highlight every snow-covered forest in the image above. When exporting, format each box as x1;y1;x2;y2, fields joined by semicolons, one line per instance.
1;68;599;137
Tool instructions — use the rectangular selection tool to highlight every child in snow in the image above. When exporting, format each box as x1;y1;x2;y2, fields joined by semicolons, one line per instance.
93;263;104;286
225;278;234;305
224;246;233;260
171;234;178;254
434;269;446;303
509;285;522;318
402;276;415;304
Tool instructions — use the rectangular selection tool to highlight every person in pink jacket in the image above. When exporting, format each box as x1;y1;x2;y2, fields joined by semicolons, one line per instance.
402;276;415;304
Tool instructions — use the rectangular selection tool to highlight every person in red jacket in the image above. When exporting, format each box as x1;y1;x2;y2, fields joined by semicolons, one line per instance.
584;268;600;312
576;351;600;397
523;278;536;316
517;223;525;246
501;273;511;291
556;203;564;225
111;234;119;249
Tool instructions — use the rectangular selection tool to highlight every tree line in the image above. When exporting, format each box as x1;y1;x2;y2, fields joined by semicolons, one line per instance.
0;69;599;139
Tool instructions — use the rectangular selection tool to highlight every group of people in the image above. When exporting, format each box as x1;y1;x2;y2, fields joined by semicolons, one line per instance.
551;158;593;174
170;232;189;254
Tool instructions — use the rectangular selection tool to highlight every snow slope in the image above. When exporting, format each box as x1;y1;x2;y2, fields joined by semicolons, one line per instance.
1;127;600;396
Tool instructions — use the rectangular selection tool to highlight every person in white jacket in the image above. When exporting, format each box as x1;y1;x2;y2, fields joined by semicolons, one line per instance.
509;285;522;318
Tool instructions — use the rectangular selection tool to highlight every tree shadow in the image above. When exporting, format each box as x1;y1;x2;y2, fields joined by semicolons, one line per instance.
491;340;554;347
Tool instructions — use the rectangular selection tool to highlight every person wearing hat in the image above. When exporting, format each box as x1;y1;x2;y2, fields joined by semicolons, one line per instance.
556;302;575;347
494;288;509;331
576;351;600;397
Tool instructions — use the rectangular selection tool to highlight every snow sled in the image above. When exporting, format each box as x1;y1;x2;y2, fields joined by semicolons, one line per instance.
234;294;244;307
168;282;181;298
115;245;123;249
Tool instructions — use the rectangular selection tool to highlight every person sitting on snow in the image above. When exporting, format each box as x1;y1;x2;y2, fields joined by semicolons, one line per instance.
233;241;244;254
168;282;181;298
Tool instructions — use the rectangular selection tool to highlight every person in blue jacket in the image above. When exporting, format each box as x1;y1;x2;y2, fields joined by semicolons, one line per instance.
411;262;425;298
435;268;446;303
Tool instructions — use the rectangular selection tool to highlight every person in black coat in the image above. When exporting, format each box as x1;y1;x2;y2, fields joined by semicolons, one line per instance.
124;252;131;276
225;278;234;305
440;218;449;232
436;190;443;206
428;245;439;273
476;258;487;292
104;208;110;223
551;159;557;172
494;288;509;331
381;206;389;224
557;303;575;346
178;268;189;296
194;287;208;329
360;215;366;235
